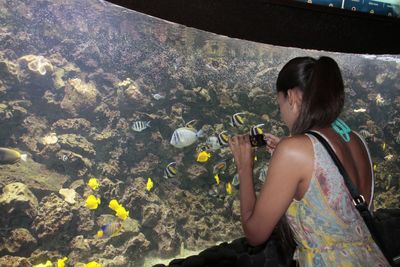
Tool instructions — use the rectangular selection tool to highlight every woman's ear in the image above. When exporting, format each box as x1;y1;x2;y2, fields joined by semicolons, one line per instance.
288;87;302;111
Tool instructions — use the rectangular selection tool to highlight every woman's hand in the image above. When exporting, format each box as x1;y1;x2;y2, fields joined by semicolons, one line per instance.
229;134;254;173
264;133;281;155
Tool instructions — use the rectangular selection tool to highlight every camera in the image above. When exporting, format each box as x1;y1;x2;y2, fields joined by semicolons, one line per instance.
249;133;267;147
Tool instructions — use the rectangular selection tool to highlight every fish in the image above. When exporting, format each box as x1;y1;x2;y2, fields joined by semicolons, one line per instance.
217;131;229;146
115;206;129;221
85;195;101;210
359;129;373;139
184;119;198;129
384;154;394;161
131;121;151;132
62;154;69;162
57;257;68;267
353;108;367;113
206;136;221;150
152;93;166;100
250;123;264;136
230;112;246;127
146;177;154;191
86;261;102;267
108;199;121;211
97;222;123;238
196;151;211;163
170;127;203;148
213;161;227;174
0;148;27;165
214;174;220;185
375;94;385;106
373;163;377;172
231;174;239;186
163;162;177;179
226;182;232;194
382;142;387;151
87;178;99;190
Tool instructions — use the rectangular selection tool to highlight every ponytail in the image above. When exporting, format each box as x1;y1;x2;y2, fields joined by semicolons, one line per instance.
277;56;345;135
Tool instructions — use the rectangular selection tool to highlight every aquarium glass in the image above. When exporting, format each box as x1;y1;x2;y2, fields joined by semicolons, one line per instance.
0;0;399;266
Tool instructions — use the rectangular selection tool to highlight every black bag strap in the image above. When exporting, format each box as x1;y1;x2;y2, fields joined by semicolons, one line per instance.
305;131;387;256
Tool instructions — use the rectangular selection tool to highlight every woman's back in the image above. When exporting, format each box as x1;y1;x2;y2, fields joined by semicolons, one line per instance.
286;129;388;266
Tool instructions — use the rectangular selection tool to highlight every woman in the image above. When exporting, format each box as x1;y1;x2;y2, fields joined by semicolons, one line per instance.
229;56;389;266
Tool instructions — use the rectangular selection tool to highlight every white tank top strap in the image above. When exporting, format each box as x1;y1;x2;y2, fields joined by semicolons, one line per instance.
352;131;375;210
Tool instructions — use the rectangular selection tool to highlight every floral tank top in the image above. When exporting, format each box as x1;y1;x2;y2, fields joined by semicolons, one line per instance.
286;132;389;267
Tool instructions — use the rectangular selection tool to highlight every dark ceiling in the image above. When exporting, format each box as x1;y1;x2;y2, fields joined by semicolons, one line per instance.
105;0;400;55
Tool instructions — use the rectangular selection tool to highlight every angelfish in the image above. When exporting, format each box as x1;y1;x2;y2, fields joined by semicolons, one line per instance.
0;148;27;165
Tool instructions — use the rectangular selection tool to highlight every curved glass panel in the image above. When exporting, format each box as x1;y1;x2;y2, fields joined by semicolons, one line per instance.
0;0;399;266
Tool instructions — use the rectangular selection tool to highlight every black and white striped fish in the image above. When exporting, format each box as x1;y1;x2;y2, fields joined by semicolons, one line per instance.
230;112;246;127
217;131;229;146
131;121;151;132
164;162;177;179
250;123;265;136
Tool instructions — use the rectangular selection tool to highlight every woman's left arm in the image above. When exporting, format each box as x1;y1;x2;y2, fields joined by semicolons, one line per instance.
229;135;308;246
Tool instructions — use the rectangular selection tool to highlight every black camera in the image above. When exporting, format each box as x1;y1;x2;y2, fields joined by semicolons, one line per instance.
249;133;267;147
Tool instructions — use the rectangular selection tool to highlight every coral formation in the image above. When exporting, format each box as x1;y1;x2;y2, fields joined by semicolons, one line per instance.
18;55;53;75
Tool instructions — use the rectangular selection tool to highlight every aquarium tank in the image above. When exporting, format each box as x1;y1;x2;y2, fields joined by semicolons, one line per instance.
0;0;399;266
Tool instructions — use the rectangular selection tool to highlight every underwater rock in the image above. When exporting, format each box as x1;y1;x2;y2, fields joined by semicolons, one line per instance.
31;193;75;243
98;178;124;201
0;228;37;256
20;115;50;153
52;118;92;133
0;182;38;228
122;233;151;264
129;153;161;176
18;55;53;76
57;134;96;156
152;210;181;257
58;188;77;204
0;255;32;267
141;204;161;228
56;150;92;177
39;132;58;145
186;164;208;181
123;80;151;106
60;78;98;115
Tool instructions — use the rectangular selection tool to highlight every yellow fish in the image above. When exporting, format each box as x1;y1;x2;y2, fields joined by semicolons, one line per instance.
254;156;257;161
33;260;52;267
353;108;367;113
57;257;68;267
382;142;386;151
214;174;220;185
108;199;121;211
226;182;232;194
87;177;99;190
115;206;129;221
196;151;211;163
86;262;102;267
0;147;27;165
85;195;101;210
146;177;154;191
373;163;377;172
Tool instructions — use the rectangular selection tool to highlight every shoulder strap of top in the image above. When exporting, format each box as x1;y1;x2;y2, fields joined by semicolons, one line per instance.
352;131;375;210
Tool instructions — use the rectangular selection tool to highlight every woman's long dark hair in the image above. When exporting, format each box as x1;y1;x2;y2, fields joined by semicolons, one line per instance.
277;56;345;134
274;56;345;259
